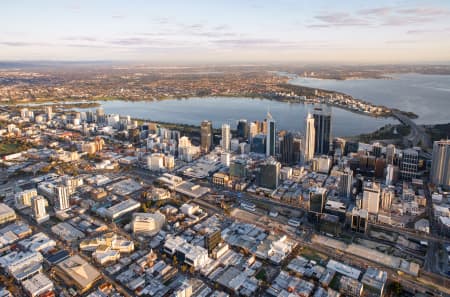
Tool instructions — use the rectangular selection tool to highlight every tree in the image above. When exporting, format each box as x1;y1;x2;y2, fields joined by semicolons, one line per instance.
389;281;403;296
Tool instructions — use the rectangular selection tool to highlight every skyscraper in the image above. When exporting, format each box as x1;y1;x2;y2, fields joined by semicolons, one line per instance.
400;148;418;181
293;134;302;163
266;112;276;157
237;119;248;139
248;122;258;142
258;158;281;189
313;106;332;155
32;195;49;223
280;132;294;165
54;186;70;212
221;123;231;152
431;140;450;189
385;164;399;185
362;182;380;214
308;187;327;214
251;134;266;154
46;106;53;120
339;168;353;198
200;120;213;153
304;113;315;162
386;144;396;165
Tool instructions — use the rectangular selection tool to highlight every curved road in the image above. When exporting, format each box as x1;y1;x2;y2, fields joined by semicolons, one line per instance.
392;110;431;149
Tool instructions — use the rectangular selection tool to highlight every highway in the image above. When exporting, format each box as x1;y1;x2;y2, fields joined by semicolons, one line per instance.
392;110;432;149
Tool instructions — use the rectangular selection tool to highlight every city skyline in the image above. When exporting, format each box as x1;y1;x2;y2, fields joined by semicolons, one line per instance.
2;0;450;63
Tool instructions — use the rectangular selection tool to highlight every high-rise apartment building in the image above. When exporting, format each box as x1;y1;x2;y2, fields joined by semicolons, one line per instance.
221;123;231;151
32;196;49;223
200;120;213;153
54;186;70;212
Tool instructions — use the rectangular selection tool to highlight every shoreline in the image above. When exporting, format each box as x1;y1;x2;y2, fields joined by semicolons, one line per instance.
6;93;403;121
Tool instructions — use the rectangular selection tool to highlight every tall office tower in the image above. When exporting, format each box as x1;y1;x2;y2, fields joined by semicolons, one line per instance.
266;112;276;157
385;164;399;185
313;106;332;155
46;106;53;120
293;134;302;163
251;134;266;154
386;144;396;165
32;196;49;223
237;119;248;139
400;148;419;181
54;186;70;212
339;168;353;198
96;107;105;123
248;122;258;142
221;123;231;152
304;113;315;163
280;132;294;165
362;182;381;214
431;140;450;189
372;143;383;158
261;120;268;135
86;111;94;123
308;187;327;214
258;157;281;189
333;138;346;153
200;120;213;153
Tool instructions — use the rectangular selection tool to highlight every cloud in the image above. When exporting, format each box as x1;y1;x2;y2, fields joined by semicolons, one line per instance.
385;39;419;44
358;7;392;16
309;6;450;28
0;41;49;47
309;12;369;28
112;15;125;19
396;7;450;16
62;36;98;42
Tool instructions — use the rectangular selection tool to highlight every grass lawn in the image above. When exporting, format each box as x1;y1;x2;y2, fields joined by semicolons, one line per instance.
255;269;267;281
0;143;22;156
329;274;341;291
299;247;328;263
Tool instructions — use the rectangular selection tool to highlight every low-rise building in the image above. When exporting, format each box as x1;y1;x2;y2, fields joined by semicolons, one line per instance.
54;255;102;293
0;203;16;225
22;273;54;297
132;212;166;236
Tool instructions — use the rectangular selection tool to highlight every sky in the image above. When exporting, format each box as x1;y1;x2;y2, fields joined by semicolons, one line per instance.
2;0;450;63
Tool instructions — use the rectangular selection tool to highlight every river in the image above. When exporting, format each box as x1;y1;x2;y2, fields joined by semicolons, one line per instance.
76;97;397;137
289;73;450;125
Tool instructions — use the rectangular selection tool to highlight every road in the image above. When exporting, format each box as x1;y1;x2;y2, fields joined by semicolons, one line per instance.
195;196;450;296
15;209;133;297
392;110;431;149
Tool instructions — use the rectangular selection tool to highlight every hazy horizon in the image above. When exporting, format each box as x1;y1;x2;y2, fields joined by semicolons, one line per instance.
2;0;450;63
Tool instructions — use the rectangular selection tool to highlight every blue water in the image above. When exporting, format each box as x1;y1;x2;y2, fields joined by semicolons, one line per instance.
289;73;450;124
77;97;397;136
